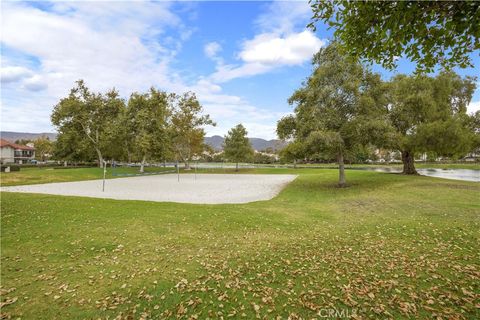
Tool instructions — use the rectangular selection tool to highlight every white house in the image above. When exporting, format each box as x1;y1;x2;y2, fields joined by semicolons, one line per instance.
0;139;35;164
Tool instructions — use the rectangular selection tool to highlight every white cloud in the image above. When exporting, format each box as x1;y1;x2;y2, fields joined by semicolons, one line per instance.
207;0;325;83
1;94;53;130
240;31;324;66
204;42;222;59
211;62;272;83
23;75;48;91
1;66;32;83
1;2;184;95
0;2;188;133
467;100;480;114
254;0;312;34
193;79;222;94
210;31;324;83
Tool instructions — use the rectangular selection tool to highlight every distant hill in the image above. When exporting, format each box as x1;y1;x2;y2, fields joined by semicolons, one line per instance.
204;135;225;151
205;135;286;152
1;131;286;152
1;131;57;142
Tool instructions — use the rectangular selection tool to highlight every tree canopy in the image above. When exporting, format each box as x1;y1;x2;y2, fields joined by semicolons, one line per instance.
51;80;125;167
126;88;172;172
51;81;214;170
170;92;215;169
33;136;53;162
309;1;480;72
388;71;477;174
278;43;391;187
223;124;254;171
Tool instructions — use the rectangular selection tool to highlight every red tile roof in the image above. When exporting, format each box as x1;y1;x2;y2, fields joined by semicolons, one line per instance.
0;138;35;150
0;139;10;147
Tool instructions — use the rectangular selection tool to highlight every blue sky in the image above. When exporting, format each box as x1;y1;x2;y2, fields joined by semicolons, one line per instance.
1;1;479;139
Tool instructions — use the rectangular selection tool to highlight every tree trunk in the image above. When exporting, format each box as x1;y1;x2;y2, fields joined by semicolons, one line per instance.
184;161;191;170
293;159;297;169
140;155;146;173
338;151;347;188
95;148;104;168
236;162;239;172
401;150;418;174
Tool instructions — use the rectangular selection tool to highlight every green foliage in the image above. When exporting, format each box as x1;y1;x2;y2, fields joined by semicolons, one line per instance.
33;136;53;161
388;71;477;172
279;141;305;163
14;139;32;145
279;43;391;185
51;80;125;167
170;92;215;168
276;115;297;140
309;1;480;72
415;118;474;158
126;88;172;167
252;152;276;164
52;128;95;163
50;81;215;169
211;152;225;162
351;144;378;163
469;111;480;151
223;124;254;166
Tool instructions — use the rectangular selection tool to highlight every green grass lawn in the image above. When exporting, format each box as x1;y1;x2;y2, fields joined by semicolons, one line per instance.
1;168;479;319
0;166;175;187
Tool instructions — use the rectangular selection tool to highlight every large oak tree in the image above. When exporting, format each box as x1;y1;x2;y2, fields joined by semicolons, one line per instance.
278;43;391;187
126;88;172;173
388;71;477;174
51;80;125;167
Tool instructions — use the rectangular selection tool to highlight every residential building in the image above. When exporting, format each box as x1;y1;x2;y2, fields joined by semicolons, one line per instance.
0;139;35;164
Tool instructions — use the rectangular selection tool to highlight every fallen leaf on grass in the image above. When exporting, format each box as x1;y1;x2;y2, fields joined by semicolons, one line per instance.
0;297;18;308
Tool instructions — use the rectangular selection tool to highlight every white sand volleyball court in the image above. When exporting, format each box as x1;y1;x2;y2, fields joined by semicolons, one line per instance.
1;174;297;204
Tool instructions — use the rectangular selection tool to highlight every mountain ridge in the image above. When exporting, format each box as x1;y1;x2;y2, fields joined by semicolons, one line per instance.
1;131;57;142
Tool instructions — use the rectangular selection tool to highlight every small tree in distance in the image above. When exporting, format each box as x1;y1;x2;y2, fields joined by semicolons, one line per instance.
223;124;254;171
171;92;215;169
51;80;125;168
33;136;53;161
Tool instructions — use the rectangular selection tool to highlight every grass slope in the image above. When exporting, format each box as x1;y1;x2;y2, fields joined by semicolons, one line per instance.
1;169;479;319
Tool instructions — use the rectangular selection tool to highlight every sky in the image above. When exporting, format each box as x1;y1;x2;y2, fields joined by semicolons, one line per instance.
1;0;479;140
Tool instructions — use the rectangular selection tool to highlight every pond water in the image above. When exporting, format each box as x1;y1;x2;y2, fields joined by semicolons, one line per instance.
357;167;480;182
